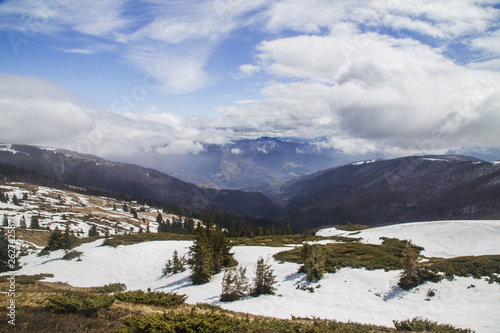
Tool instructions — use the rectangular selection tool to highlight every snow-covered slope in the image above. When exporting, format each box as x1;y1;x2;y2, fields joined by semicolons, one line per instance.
317;220;500;258
6;220;500;332
0;182;194;252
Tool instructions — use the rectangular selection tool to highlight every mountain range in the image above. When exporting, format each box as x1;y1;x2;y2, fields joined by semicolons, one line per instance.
113;137;380;189
1;143;499;228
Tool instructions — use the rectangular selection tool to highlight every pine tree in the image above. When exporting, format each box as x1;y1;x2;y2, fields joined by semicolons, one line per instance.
2;214;8;227
211;227;235;274
251;257;277;296
88;224;98;237
46;229;65;251
29;215;41;229
188;218;236;285
122;203;129;212
131;208;138;219
188;225;213;285
0;229;21;272
162;250;186;276
19;215;26;228
62;224;78;253
301;243;326;282
11;194;19;206
221;265;248;302
113;203;117;211
398;242;421;290
156;212;163;224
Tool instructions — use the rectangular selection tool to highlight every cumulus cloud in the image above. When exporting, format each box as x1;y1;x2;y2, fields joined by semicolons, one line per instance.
0;0;499;161
222;25;500;155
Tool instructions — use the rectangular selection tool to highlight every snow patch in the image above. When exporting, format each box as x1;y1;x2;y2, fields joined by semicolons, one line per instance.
351;159;377;166
317;220;500;258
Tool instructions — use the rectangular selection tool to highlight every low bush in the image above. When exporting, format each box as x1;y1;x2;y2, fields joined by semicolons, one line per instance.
62;250;83;261
275;238;423;273
398;267;442;290
96;282;127;294
428;255;500;281
229;234;322;247
335;222;373;231
102;233;193;247
46;292;115;317
393;317;473;332
117;311;394;333
114;290;187;307
0;273;54;284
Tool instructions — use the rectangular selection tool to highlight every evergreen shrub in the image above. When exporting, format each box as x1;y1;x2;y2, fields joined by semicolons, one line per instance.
46;292;115;317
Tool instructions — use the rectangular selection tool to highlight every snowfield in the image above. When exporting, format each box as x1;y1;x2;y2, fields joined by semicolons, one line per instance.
7;220;500;332
317;220;500;258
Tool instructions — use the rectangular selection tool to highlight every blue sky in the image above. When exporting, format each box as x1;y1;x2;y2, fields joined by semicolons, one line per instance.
0;0;499;160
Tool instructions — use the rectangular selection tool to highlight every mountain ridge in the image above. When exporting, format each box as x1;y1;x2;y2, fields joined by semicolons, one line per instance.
0;144;279;219
1;143;499;228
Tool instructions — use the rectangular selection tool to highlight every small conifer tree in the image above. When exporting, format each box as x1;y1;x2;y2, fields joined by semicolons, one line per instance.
301;243;326;282
19;215;26;228
188;218;236;285
11;194;20;206
221;265;248;302
251;257;277;296
188;226;213;285
47;229;65;251
397;241;443;290
162;250;186;276
29;215;41;229
2;214;8;227
88;224;98;237
0;229;21;272
130;208;138;219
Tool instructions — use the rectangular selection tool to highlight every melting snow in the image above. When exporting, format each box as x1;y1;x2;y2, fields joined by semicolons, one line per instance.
3;220;499;332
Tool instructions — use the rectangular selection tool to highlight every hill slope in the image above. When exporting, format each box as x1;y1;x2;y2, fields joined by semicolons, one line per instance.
0;144;279;219
279;156;500;227
2;144;500;228
7;220;500;332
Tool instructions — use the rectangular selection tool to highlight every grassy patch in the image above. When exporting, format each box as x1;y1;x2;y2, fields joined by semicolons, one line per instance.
116;310;394;333
0;273;54;284
46;291;115;317
101;232;193;247
114;290;187;308
274;238;423;272
393;317;473;332
427;255;500;281
94;282;127;294
229;234;323;247
331;235;361;242
335;222;373;231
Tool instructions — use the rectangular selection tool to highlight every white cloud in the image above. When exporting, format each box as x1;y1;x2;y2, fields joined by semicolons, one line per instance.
125;42;213;94
223;28;500;155
235;64;261;78
0;74;94;145
0;0;128;37
0;0;499;161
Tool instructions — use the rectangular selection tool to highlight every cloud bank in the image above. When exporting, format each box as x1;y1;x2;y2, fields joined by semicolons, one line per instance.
0;0;499;160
